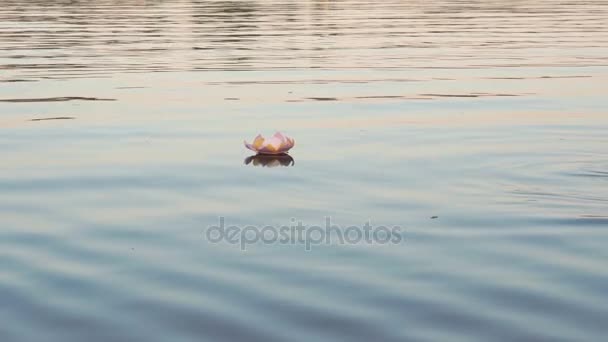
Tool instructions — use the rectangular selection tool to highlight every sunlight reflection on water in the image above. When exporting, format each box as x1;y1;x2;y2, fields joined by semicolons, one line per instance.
1;1;608;342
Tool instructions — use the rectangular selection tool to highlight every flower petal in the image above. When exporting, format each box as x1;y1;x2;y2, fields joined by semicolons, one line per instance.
252;134;265;149
244;141;258;152
277;137;294;152
245;132;294;154
276;145;289;153
264;135;283;151
286;137;295;149
273;132;287;144
258;143;280;154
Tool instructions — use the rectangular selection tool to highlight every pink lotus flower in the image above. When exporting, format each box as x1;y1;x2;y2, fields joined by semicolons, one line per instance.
244;132;295;155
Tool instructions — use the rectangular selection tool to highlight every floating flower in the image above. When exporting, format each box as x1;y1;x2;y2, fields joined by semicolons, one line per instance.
244;132;295;155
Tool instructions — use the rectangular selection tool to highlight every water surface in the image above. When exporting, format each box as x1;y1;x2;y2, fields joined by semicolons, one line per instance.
1;1;608;341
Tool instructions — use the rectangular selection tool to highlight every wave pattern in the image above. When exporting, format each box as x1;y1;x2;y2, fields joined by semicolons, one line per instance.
1;1;608;342
1;0;608;81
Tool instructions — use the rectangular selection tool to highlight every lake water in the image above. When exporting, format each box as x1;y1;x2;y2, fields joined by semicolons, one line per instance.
1;1;608;341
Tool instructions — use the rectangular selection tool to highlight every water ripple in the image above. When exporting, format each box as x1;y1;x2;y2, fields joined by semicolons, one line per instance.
1;0;608;81
2;1;608;342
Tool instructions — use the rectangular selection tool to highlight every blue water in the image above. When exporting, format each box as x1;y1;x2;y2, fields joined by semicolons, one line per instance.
1;1;608;341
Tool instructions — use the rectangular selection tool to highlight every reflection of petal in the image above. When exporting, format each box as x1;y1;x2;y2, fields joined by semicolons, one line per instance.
244;154;295;167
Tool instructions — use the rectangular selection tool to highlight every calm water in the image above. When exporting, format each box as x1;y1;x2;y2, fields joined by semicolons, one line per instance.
2;1;608;341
